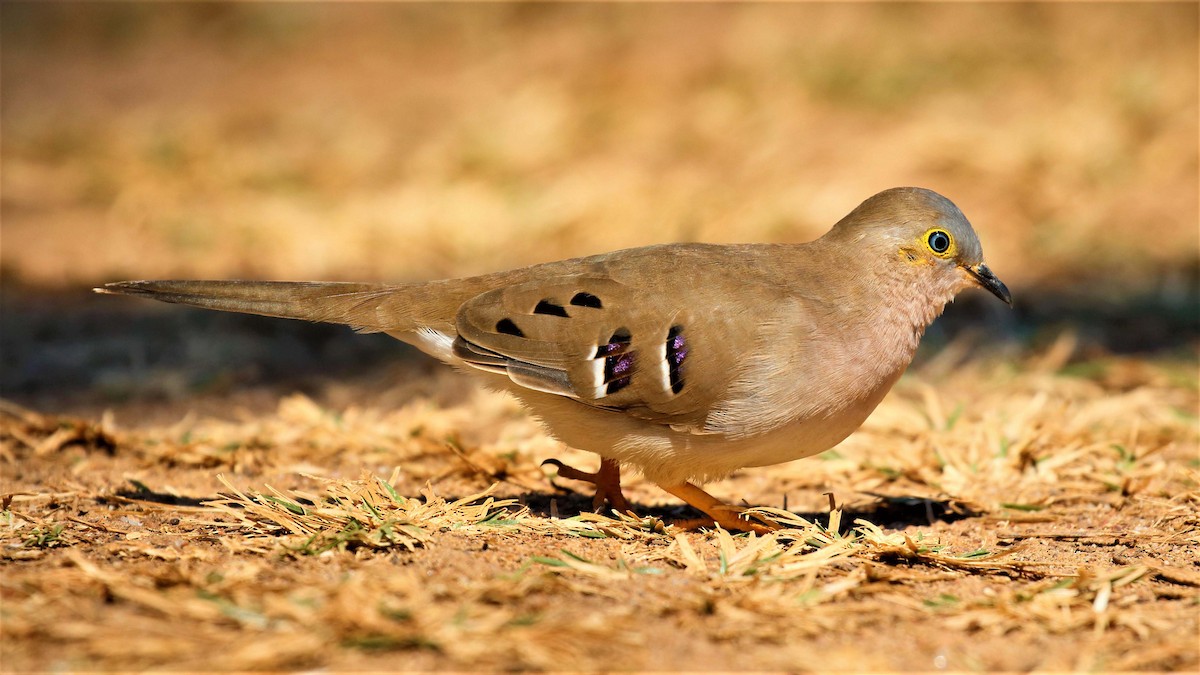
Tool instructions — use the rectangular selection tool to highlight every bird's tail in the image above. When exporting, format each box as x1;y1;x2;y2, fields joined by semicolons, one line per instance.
95;280;409;333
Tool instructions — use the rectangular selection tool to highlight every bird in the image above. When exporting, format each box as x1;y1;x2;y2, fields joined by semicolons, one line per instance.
96;187;1011;533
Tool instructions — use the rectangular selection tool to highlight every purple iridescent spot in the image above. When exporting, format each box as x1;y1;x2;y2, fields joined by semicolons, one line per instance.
666;325;686;394
594;328;632;359
666;326;687;369
597;328;635;392
609;353;634;376
595;342;623;357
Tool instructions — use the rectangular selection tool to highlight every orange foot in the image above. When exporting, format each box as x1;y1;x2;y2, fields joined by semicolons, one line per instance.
657;482;780;534
542;457;632;514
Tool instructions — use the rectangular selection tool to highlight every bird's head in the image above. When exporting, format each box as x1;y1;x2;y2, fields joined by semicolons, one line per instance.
829;187;1012;306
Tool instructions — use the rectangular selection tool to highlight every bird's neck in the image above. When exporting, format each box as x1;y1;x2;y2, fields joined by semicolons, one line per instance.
867;258;961;360
808;243;963;386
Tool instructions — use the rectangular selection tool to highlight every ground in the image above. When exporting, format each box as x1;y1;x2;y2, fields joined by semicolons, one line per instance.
3;294;1197;671
2;4;1198;672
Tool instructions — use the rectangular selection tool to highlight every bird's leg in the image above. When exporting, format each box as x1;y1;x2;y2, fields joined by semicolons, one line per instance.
542;457;632;514
657;482;779;534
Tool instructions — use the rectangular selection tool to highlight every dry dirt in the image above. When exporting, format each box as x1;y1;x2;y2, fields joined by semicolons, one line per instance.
2;4;1198;672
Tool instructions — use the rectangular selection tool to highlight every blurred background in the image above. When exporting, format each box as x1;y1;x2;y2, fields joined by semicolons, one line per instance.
2;3;1197;411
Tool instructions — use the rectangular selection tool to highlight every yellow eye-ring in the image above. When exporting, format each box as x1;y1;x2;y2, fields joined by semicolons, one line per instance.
925;229;954;257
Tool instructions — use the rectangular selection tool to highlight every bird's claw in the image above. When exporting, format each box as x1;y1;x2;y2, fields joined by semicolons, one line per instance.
542;457;632;513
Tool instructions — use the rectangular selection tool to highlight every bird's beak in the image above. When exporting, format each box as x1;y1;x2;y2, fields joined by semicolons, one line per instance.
963;263;1012;306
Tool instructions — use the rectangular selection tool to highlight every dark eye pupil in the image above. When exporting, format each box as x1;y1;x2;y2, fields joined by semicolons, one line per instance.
929;231;950;253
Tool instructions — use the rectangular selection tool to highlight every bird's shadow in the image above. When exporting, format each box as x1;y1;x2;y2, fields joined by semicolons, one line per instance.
519;489;978;531
110;486;211;508
111;484;977;533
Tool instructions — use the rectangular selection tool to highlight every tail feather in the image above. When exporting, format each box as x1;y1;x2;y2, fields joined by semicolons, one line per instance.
96;280;407;332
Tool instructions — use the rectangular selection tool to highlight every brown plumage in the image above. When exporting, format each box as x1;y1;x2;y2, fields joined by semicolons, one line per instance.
97;187;1011;532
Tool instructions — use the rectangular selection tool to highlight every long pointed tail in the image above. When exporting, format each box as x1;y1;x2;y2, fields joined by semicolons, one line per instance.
96;280;407;332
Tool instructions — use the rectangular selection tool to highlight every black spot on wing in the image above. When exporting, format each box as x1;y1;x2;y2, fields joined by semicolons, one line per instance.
570;292;602;309
666;324;687;394
594;327;632;358
495;318;524;337
533;299;569;317
606;377;632;395
588;327;635;395
604;351;635;394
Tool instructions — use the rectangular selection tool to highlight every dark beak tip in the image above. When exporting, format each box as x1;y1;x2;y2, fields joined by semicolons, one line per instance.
967;264;1012;307
991;278;1013;307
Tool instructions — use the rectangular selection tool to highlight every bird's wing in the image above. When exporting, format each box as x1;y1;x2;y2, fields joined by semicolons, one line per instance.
452;271;764;432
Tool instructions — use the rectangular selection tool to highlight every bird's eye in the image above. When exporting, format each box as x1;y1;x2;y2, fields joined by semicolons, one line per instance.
927;230;952;255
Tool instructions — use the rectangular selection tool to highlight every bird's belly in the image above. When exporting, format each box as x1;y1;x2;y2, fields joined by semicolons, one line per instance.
496;354;903;486
653;402;877;482
515;389;886;486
